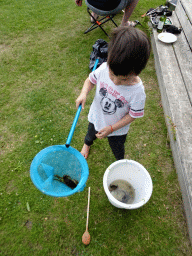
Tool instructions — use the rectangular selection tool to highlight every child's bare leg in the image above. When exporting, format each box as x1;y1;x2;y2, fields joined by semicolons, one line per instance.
82;123;97;158
81;144;90;159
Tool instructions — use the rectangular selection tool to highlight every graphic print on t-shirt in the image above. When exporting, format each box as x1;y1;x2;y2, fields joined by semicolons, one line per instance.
99;87;124;115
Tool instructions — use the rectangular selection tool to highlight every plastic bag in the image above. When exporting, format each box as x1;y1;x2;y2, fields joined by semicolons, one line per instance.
166;25;182;34
89;39;108;71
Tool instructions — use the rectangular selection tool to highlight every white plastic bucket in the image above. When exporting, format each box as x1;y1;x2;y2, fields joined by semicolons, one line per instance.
103;160;153;209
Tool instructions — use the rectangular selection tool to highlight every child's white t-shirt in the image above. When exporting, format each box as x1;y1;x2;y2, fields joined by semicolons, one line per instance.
88;62;146;137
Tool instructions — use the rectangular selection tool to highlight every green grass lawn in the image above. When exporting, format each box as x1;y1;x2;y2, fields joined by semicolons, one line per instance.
0;0;192;255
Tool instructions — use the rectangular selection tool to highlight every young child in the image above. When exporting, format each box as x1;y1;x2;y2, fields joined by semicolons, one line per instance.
75;26;151;160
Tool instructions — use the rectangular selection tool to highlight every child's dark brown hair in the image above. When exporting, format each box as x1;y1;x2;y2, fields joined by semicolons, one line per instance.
107;26;151;76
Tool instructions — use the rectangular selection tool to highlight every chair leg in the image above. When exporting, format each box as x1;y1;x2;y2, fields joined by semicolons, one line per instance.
84;8;118;37
109;16;118;27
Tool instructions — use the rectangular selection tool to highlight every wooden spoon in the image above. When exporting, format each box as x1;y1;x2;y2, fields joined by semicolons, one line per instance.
82;187;91;245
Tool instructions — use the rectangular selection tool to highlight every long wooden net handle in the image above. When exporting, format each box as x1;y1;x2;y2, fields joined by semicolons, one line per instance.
86;187;90;231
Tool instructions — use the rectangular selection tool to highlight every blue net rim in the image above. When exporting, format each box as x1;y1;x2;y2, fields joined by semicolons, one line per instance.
30;145;89;197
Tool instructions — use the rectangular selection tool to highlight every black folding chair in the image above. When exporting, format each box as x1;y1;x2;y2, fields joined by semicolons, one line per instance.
84;0;130;37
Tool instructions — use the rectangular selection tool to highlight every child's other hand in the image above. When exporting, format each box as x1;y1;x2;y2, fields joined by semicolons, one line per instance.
76;93;86;109
96;126;111;139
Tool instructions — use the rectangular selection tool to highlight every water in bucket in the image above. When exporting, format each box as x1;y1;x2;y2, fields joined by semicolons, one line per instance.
109;179;135;204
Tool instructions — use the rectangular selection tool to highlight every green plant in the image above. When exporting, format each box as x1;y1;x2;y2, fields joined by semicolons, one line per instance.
166;115;177;141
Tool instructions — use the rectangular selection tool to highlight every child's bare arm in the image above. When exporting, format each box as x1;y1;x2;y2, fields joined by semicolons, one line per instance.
111;114;135;132
96;114;135;139
75;77;95;109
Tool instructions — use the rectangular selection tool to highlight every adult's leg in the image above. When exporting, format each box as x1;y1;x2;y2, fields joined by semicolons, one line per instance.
107;134;127;160
121;0;139;26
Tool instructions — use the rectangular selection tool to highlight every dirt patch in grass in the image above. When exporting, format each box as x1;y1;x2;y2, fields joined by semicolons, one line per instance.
0;128;27;156
0;44;11;54
25;220;33;230
6;180;18;194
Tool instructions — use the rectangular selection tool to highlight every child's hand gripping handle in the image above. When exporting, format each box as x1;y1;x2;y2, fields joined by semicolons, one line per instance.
66;59;99;148
65;104;82;148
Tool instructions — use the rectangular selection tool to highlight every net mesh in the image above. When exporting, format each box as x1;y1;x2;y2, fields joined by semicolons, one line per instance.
37;150;82;193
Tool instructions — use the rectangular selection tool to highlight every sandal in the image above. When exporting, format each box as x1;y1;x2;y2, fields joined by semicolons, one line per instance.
127;20;141;27
90;12;99;23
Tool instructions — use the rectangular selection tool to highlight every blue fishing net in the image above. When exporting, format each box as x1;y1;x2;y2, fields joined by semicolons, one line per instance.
30;145;89;197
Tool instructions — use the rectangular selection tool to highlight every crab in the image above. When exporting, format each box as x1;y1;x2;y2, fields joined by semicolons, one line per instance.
54;175;78;189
